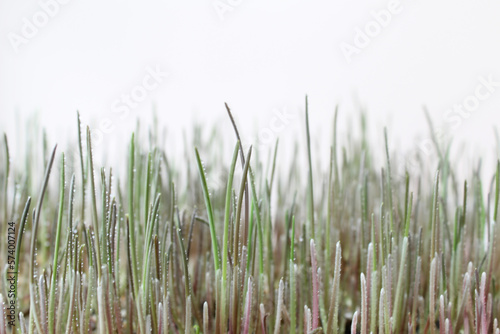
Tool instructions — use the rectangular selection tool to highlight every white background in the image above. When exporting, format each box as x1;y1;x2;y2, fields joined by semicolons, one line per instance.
1;0;500;177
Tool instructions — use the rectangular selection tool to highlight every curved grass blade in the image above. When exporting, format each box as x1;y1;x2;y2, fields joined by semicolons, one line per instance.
195;147;221;272
29;145;57;334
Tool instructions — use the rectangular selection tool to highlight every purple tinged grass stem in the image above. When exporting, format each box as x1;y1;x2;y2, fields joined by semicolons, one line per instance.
304;306;311;333
273;279;284;334
351;311;358;334
368;243;378;333
203;301;209;334
431;171;440;260
242;277;253;334
326;242;341;334
384;128;394;239
439;295;446;334
360;273;368;334
185;295;192;334
479;272;489;334
39;274;47;334
290;216;297;334
260;303;267;334
379;288;386;334
310;239;320;330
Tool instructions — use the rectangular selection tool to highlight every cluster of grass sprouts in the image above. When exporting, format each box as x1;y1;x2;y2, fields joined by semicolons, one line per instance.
0;101;499;333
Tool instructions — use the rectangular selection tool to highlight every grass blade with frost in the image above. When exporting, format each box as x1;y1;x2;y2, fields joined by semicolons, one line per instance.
305;96;316;239
48;154;65;334
221;142;240;332
327;242;342;334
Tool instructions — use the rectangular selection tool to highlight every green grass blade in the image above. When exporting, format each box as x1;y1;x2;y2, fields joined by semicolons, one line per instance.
195;147;221;272
305;95;316;239
87;127;102;279
48;153;65;334
221;141;240;332
327;241;342;334
384;128;394;238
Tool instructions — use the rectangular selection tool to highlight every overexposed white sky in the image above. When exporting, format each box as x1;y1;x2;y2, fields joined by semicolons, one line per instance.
1;0;500;177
